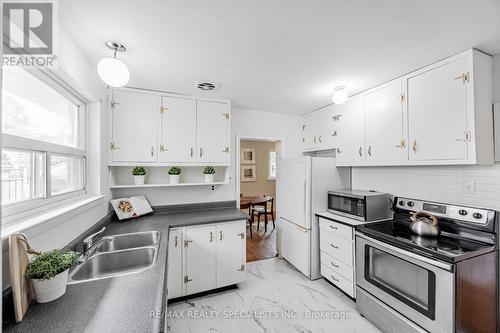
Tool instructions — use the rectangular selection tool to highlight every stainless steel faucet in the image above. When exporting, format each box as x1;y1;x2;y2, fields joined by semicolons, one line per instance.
81;226;106;260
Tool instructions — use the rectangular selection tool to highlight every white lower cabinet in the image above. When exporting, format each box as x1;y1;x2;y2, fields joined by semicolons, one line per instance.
167;229;183;299
319;217;356;298
166;220;246;299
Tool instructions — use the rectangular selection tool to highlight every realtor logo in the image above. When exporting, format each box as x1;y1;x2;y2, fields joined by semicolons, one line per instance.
2;1;57;66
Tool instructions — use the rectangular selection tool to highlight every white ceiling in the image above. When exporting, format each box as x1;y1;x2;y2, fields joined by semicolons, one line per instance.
59;0;500;115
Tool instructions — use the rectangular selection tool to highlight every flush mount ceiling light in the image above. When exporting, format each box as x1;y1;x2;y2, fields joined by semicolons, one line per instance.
97;41;130;87
332;86;348;104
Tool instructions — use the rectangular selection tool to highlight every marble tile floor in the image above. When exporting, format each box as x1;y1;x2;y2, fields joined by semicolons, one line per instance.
166;258;381;333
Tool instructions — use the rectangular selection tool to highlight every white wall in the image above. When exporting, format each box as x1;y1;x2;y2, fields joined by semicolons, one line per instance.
111;107;302;205
352;54;500;210
2;20;110;287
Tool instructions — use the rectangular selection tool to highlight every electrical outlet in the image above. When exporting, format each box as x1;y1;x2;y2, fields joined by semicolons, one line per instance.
464;181;476;194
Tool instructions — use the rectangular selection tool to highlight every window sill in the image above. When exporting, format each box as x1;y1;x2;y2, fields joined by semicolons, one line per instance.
2;195;106;239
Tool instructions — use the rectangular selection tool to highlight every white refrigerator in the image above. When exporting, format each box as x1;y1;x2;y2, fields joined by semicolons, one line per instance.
276;156;350;280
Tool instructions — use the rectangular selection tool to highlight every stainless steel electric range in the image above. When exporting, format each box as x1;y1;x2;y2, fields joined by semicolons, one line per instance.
355;197;499;333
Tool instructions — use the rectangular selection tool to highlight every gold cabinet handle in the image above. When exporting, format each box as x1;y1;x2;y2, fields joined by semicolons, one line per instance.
210;231;213;242
332;130;337;137
396;139;406;149
238;232;245;239
174;236;178;247
222;112;230;119
190;147;194;157
150;146;154;156
200;148;203;157
184;275;192;284
332;114;342;121
110;142;120;150
313;136;317;144
358;147;363;157
318;135;322;143
222;147;229;153
110;100;120;109
412;140;418;153
160;106;167;113
336;148;343;154
367;146;372;157
219;230;223;241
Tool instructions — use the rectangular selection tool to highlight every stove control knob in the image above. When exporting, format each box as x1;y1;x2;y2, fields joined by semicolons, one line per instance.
407;201;415;207
398;200;405;206
473;212;483;219
458;209;468;216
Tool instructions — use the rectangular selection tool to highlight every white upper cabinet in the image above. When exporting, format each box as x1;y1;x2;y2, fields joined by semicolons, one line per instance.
364;81;407;164
196;101;231;164
109;90;159;163
335;96;366;165
330;49;493;166
160;97;197;163
108;88;231;166
302;105;336;152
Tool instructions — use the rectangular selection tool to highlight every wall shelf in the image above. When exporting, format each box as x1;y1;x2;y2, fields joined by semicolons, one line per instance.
109;165;230;189
110;181;229;189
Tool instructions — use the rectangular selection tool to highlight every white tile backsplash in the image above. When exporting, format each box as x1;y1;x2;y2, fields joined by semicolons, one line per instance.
352;163;500;210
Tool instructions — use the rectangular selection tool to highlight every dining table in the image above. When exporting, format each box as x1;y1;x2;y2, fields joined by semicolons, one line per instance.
239;196;270;213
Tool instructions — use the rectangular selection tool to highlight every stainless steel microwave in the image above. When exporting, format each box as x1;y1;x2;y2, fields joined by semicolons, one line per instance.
327;190;392;221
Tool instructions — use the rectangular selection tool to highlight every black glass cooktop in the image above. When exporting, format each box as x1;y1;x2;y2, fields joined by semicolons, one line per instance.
357;218;495;263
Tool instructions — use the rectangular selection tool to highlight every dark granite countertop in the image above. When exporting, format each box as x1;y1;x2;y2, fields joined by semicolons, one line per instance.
4;201;248;333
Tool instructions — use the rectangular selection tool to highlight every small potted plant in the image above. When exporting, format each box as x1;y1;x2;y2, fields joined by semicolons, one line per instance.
132;166;146;185
168;167;181;184
26;249;79;303
203;166;216;183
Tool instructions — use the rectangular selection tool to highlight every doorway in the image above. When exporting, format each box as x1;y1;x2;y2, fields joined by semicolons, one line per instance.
236;137;282;262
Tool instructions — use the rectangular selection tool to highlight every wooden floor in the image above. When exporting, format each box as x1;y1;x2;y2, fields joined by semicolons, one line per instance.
246;215;277;262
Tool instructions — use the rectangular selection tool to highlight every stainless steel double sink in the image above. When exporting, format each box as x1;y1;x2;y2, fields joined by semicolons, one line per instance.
68;231;161;284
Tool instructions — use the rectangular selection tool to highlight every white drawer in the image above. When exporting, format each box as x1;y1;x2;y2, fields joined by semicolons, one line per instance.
319;217;353;241
320;250;354;282
319;229;354;266
321;263;355;298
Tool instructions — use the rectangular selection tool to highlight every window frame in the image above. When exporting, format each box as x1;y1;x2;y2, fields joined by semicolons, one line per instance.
1;67;88;222
268;150;277;180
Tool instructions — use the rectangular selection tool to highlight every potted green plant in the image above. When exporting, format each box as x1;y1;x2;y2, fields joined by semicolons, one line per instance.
26;249;79;303
168;167;181;184
203;166;216;183
132;166;146;185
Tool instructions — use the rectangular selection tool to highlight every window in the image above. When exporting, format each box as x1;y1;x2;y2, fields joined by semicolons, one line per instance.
1;66;86;217
268;151;277;180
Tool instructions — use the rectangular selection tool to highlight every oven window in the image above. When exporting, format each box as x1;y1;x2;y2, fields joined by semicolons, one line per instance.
364;245;436;319
328;195;364;217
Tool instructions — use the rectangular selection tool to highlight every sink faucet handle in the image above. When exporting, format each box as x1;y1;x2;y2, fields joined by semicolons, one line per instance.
83;226;106;251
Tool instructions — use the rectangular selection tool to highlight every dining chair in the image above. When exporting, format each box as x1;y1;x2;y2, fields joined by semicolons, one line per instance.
251;195;275;233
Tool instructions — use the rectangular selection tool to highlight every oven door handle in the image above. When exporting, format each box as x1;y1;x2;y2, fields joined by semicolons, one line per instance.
356;232;454;272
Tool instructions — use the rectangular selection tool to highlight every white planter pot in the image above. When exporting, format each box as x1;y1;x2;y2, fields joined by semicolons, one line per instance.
169;175;180;184
133;175;145;185
32;269;69;303
204;174;215;183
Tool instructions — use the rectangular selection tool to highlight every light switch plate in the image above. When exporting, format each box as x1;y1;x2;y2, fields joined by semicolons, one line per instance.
464;181;476;194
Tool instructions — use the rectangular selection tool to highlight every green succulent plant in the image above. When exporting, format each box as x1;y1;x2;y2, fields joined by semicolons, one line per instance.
26;249;79;280
168;167;182;175
132;166;146;176
203;166;216;174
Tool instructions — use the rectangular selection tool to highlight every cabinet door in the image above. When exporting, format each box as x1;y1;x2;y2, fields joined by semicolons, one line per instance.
408;57;468;161
110;90;158;162
319;104;337;149
196;101;230;164
216;221;246;288
167;229;183;299
335;97;366;164
161;97;197;163
302;114;314;151
365;82;407;163
185;225;216;295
